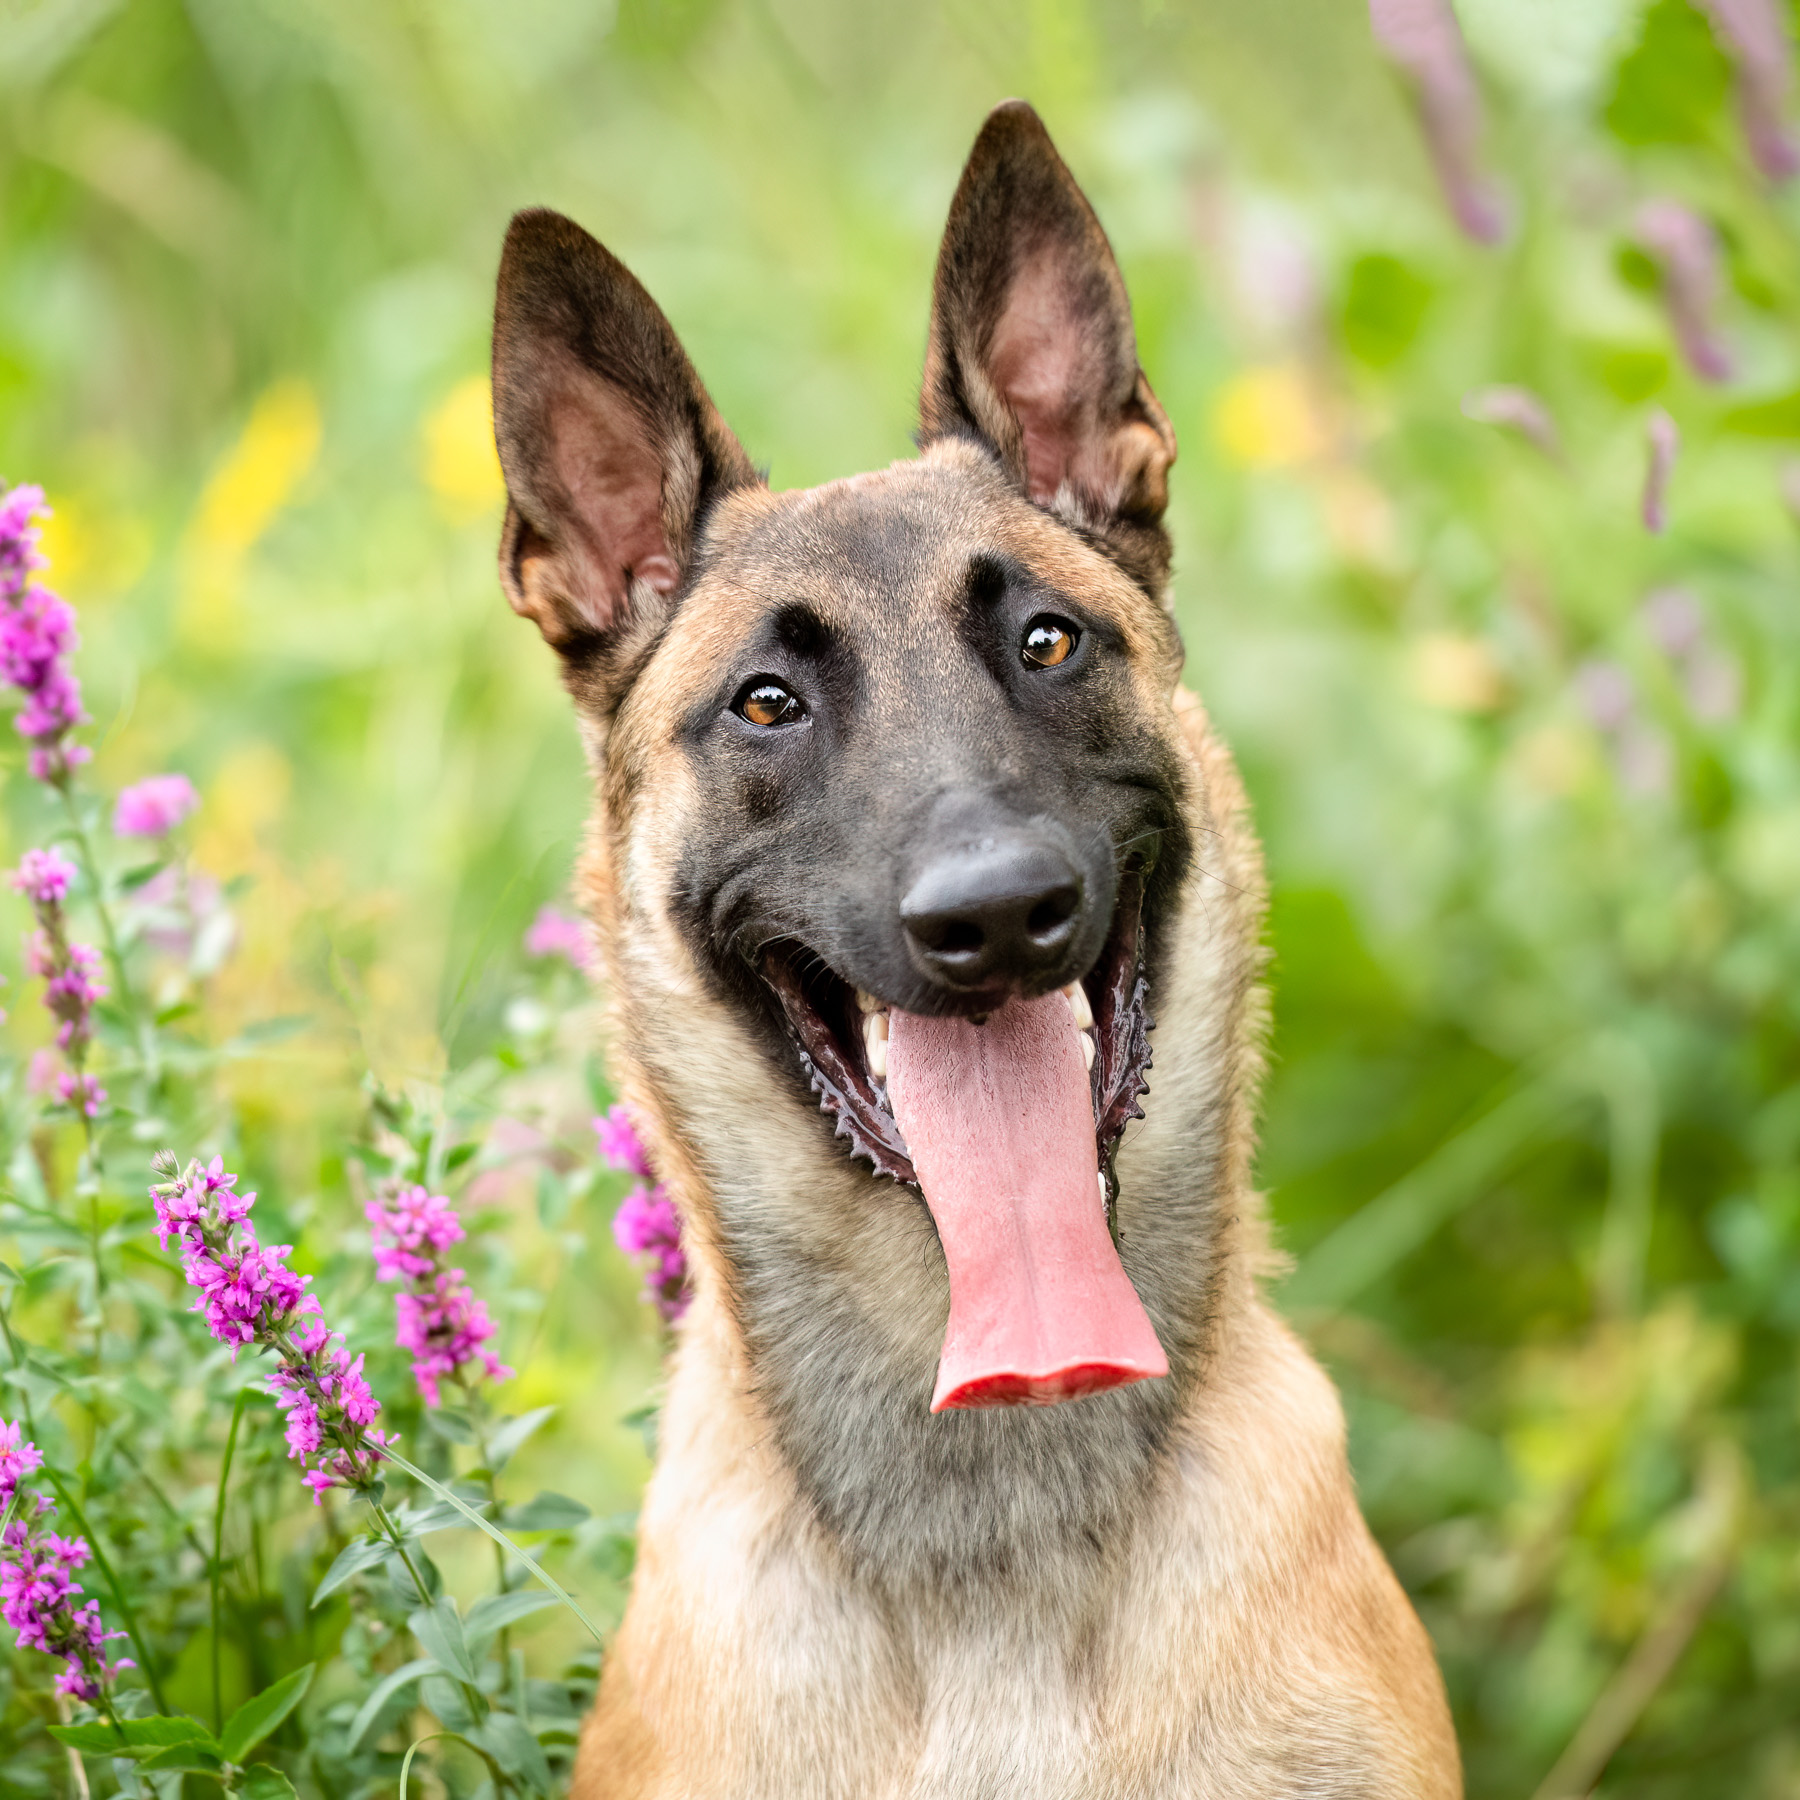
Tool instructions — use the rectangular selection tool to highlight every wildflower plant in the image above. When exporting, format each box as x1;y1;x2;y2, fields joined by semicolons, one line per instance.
0;485;614;1798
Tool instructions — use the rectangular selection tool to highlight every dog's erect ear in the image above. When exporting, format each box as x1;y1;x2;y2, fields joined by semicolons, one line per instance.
492;208;759;652
920;102;1177;587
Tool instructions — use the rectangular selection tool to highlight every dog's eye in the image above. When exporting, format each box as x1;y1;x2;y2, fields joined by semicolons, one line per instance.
735;681;807;728
1021;616;1079;669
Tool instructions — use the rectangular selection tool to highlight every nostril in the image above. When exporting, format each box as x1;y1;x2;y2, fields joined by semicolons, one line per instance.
935;920;984;956
1026;885;1079;942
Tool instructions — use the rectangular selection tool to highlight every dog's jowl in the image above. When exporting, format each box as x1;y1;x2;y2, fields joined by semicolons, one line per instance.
490;100;1461;1800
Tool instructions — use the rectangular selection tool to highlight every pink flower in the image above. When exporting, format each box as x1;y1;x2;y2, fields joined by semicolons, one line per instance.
1697;0;1800;182
9;848;73;908
1637;203;1732;383
113;773;200;838
367;1182;511;1407
1461;386;1561;459
365;1184;465;1281
1643;408;1680;534
594;1105;654;1180
524;903;591;969
613;1184;688;1322
0;483;88;787
1368;0;1506;243
149;1153;390;1503
0;1420;132;1704
55;1072;105;1119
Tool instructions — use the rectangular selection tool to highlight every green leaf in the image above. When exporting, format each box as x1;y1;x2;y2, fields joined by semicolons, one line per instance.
379;1447;605;1644
485;1405;556;1470
345;1658;438;1755
1604;0;1729;147
49;1724;127;1752
119;1717;216;1750
424;1406;478;1445
219;1663;315;1764
237;1766;299;1799
464;1589;560;1659
312;1533;390;1605
467;1712;553;1793
444;1140;479;1172
409;1599;479;1684
502;1491;591;1533
1723;390;1800;438
1338;253;1432;369
137;1741;224;1772
419;1674;478;1734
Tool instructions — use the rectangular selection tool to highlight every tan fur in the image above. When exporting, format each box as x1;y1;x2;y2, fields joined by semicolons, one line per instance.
562;455;1460;1795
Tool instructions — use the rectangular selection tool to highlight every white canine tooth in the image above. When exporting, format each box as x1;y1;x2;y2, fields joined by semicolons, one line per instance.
1080;1029;1096;1071
855;989;883;1015
1063;981;1093;1030
864;1009;889;1081
1098;1171;1109;1206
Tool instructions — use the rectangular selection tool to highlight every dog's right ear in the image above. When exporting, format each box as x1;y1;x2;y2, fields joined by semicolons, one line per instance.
491;208;758;654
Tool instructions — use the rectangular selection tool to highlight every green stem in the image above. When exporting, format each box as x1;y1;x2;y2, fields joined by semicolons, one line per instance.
212;1388;250;1732
37;1465;169;1715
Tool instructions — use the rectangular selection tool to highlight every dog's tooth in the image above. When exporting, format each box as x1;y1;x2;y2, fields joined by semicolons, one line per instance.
855;989;883;1015
864;1009;889;1081
1080;1029;1096;1071
1099;1171;1109;1206
1063;981;1093;1030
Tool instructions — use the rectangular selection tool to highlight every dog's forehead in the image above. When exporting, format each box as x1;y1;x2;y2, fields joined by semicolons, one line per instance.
705;454;1012;621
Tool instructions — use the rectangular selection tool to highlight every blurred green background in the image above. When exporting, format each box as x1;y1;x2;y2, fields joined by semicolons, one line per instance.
4;0;1800;1792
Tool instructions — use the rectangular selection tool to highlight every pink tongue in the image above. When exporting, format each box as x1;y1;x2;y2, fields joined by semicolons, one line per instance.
885;993;1168;1412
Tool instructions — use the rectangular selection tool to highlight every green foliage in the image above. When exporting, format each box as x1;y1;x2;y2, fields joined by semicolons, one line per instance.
0;1;1796;1797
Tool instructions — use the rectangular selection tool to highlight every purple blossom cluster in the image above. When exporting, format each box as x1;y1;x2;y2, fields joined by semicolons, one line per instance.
0;485;88;786
0;1420;131;1704
1368;0;1506;244
113;772;200;839
1642;588;1742;724
366;1184;511;1408
151;1154;390;1503
596;1107;688;1323
1637;202;1731;384
10;847;107;1117
523;903;591;969
1698;0;1800;183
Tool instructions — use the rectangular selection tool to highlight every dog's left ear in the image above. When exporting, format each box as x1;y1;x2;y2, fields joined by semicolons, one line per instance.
920;101;1177;591
491;207;759;656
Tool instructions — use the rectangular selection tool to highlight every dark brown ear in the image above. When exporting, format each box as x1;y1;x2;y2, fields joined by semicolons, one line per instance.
920;101;1177;591
491;208;759;652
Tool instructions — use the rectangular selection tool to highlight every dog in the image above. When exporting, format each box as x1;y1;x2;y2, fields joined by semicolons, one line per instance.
489;99;1460;1799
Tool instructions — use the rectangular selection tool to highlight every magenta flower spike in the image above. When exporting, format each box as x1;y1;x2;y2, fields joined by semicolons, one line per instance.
1697;0;1800;183
1643;408;1680;534
150;1154;392;1503
594;1106;688;1321
1368;0;1507;244
1461;386;1562;459
366;1184;511;1407
0;484;89;787
1637;202;1732;383
113;773;200;839
0;1419;133;1704
523;903;591;969
11;848;107;1112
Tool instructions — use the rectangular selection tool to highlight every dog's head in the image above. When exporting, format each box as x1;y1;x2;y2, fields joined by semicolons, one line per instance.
492;101;1261;1500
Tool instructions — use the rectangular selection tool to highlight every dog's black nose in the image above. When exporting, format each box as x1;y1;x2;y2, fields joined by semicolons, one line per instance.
901;838;1083;989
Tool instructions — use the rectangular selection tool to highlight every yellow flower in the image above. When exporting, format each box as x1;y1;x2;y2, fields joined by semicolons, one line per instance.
422;375;505;520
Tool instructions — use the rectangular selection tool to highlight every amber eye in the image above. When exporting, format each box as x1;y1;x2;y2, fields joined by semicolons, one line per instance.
735;681;806;728
1021;615;1079;669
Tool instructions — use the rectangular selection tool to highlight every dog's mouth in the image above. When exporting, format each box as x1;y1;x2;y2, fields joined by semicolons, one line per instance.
762;863;1167;1411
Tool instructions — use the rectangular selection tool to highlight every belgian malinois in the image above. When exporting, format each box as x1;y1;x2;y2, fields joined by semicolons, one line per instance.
490;100;1460;1798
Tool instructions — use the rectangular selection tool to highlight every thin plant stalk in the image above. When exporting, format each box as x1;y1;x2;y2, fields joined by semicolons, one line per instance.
212;1387;250;1732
